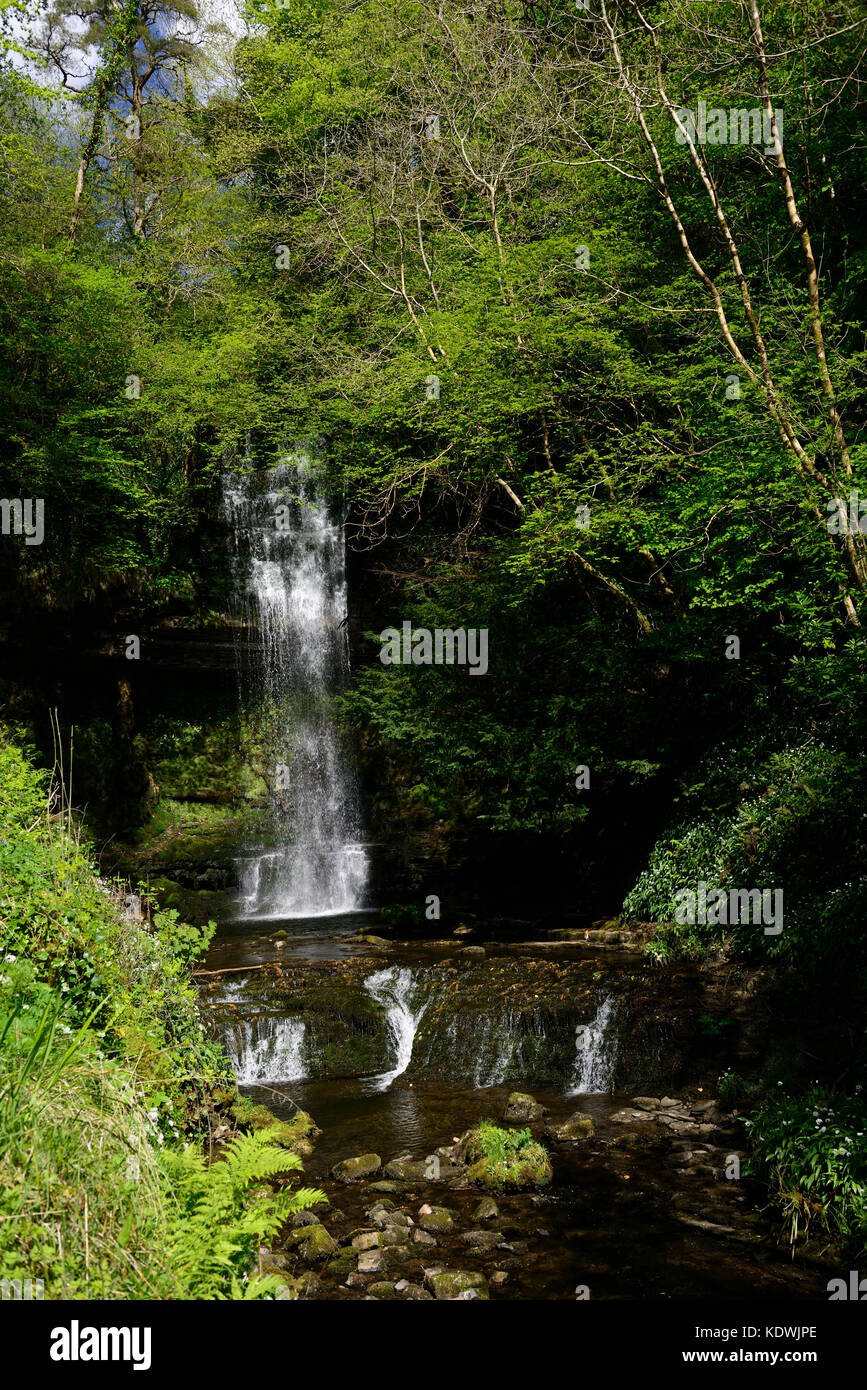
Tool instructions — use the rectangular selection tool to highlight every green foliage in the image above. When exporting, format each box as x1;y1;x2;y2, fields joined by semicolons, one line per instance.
160;1131;326;1300
0;730;326;1297
745;1088;867;1251
718;1070;749;1108
626;737;867;968
466;1120;551;1189
152;909;216;968
472;1121;535;1165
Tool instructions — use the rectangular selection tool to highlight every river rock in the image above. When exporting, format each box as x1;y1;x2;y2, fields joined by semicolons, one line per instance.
426;1270;490;1301
300;1224;336;1262
460;1230;503;1250
351;1231;380;1250
368;1181;403;1194
413;1228;437;1246
418;1204;455;1233
290;1209;321;1228
545;1111;595;1143
472;1197;499;1223
324;1248;357;1279
503;1092;547;1122
379;1226;408;1247
258;1247;288;1272
368;1281;397;1299
490;1271;509;1287
331;1153;381;1183
384;1155;429;1181
357;1249;383;1273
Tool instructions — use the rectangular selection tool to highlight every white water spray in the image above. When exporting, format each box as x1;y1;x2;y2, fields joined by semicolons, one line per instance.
365;967;427;1091
223;443;368;917
228;1016;307;1084
568;995;618;1094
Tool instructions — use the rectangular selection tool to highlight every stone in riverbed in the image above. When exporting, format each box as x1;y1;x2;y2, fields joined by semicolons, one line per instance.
368;1281;398;1299
351;1231;380;1250
472;1197;500;1223
460;1230;503;1250
418;1204;455;1233
383;1155;429;1181
289;1209;321;1228
545;1111;595;1144
503;1091;547;1123
299;1224;336;1262
357;1249;383;1273
324;1248;357;1279
426;1270;490;1301
331;1153;381;1183
379;1226;408;1247
368;1180;402;1194
413;1228;437;1246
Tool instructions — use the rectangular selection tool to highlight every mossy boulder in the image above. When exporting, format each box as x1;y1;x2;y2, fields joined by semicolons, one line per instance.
545;1112;595;1144
324;1247;358;1279
383;1155;429;1181
368;1281;398;1299
503;1092;547;1123
299;1224;336;1263
331;1153;381;1183
472;1197;500;1223
464;1122;552;1191
426;1270;489;1300
417;1204;455;1233
231;1098;320;1157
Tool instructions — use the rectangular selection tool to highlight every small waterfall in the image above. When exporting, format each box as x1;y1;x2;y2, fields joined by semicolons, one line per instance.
223;442;369;917
228;1016;307;1084
568;995;617;1094
365;967;427;1091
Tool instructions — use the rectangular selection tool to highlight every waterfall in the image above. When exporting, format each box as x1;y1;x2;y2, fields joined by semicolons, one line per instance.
568;995;618;1094
228;1016;307;1084
365;967;427;1091
223;442;369;917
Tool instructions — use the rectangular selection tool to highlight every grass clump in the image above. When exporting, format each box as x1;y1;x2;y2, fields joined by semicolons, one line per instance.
465;1120;552;1191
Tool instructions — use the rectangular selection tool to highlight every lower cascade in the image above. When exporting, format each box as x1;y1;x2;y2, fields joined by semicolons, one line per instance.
364;967;428;1091
227;1016;307;1085
569;995;618;1094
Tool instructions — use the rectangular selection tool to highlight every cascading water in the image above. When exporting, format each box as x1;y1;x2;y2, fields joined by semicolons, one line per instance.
227;1016;307;1085
569;995;618;1094
223;442;369;917
364;967;427;1091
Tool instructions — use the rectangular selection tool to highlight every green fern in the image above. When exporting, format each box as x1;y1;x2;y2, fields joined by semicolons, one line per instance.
160;1131;326;1299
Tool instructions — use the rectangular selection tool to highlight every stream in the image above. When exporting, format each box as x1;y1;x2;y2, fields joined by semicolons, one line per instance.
197;448;828;1300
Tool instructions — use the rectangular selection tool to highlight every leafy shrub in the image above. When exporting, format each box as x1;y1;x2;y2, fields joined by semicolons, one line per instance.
0;729;326;1297
625;739;867;967
745;1088;867;1250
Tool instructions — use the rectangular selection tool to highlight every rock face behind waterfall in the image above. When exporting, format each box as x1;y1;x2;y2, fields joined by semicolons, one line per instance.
222;444;368;917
